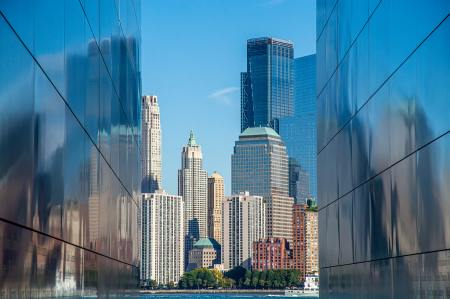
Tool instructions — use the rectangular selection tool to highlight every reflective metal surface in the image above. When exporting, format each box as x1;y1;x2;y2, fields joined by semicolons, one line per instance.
0;0;141;296
317;0;450;297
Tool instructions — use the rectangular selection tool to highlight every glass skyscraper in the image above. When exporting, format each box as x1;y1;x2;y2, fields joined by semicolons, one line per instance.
231;127;294;242
241;37;294;133
278;54;317;203
318;0;450;297
0;1;141;296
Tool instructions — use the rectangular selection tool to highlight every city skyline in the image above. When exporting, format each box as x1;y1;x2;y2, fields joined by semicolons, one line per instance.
142;0;316;196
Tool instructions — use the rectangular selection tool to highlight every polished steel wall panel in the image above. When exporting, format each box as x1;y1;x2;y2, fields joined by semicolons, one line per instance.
338;193;353;265
316;33;327;96
350;26;369;113
368;82;390;176
326;137;339;205
325;73;338;144
35;0;65;98
337;0;351;64
350;0;368;46
0;1;34;55
338;122;352;197
318;209;327;268
337;52;352;130
327;200;339;266
353;183;370;264
0;16;35;230
389;54;417;165
325;9;337;82
416;0;450;46
351;104;369;188
100;61;112;164
416;17;450;148
84;0;99;45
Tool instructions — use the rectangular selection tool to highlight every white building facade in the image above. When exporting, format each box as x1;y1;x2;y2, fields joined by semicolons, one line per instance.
178;130;208;240
141;190;184;284
141;95;161;193
222;191;266;270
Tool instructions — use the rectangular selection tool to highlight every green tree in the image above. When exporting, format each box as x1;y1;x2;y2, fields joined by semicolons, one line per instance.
149;279;157;289
238;277;243;288
267;269;275;287
266;280;272;289
196;278;202;289
251;269;260;283
259;270;267;283
224;266;246;283
243;278;251;288
244;270;252;282
259;279;265;288
168;281;175;289
252;277;259;288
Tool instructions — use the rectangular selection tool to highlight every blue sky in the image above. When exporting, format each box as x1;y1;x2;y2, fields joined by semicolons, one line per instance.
141;0;316;196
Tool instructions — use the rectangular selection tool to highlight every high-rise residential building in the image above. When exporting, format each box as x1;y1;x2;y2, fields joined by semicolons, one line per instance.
207;171;224;244
317;1;450;296
141;95;161;193
178;130;208;240
222;192;266;270
241;37;294;133
231;127;294;242
252;238;294;270
293;204;318;280
0;1;141;295
187;238;221;271
141;190;184;284
278;55;317;202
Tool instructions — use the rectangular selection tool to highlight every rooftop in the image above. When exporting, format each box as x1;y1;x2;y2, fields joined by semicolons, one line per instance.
209;171;223;179
239;127;281;139
194;238;221;249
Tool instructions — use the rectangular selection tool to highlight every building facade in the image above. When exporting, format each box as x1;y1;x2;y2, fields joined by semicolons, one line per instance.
178;130;208;252
141;95;161;193
241;37;294;133
288;158;310;205
207;171;224;244
293;204;318;280
141;191;184;284
187;238;221;271
0;1;141;296
317;0;450;297
222;192;266;270
231;127;293;242
252;238;294;270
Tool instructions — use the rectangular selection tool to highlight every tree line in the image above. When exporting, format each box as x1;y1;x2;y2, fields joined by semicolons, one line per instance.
175;266;303;289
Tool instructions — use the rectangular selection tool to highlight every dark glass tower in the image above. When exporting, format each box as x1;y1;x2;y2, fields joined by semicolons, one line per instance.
0;1;141;296
241;37;294;133
317;0;450;297
279;54;317;203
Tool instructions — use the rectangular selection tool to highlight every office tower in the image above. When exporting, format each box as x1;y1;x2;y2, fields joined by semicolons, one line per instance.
317;1;450;296
0;1;141;295
289;158;310;205
231;127;294;242
293;204;318;280
178;130;208;239
141;95;161;193
207;171;224;244
187;238;221;271
184;235;197;271
252;238;293;270
278;55;317;202
141;191;184;284
222;192;266;270
241;37;294;133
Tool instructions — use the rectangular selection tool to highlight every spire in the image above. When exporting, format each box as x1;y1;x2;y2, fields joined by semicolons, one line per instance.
187;130;197;146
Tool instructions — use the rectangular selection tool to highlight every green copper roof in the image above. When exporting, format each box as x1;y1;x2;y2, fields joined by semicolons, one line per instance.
239;127;280;138
187;129;197;146
193;238;221;249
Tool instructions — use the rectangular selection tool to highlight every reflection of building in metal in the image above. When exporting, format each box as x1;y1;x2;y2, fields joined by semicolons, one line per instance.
187;238;221;271
222;192;266;270
141;95;161;193
178;130;208;240
207;171;224;244
141;190;184;284
240;37;294;133
231;127;293;242
0;1;141;295
317;1;450;297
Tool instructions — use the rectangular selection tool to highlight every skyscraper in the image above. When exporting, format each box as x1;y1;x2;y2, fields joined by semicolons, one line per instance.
141;95;161;193
222;192;266;270
317;0;450;296
0;1;141;295
207;171;224;244
178;130;208;240
141;190;184;284
231;127;294;242
241;37;294;133
278;54;317;202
